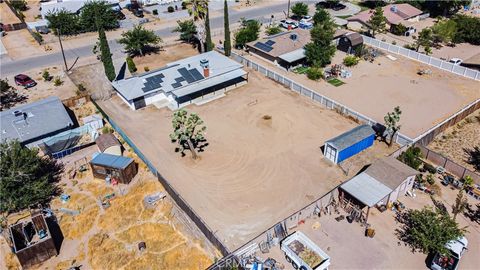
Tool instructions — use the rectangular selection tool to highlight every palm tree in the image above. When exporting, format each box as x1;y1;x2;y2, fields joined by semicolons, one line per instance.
187;0;209;52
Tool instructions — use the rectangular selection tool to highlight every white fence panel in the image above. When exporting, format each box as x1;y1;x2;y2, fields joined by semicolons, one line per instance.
465;69;478;79
452;65;466;76
418;54;430;64
441;61;454;72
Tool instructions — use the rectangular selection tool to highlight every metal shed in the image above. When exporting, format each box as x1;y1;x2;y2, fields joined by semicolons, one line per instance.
324;125;375;164
90;153;137;184
95;133;122;156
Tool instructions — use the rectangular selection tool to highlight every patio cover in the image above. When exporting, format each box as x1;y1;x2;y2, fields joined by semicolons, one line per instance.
341;172;392;207
278;48;306;63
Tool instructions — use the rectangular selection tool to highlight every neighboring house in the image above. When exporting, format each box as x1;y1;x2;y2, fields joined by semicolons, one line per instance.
9;211;58;269
347;4;423;31
112;51;248;110
0;96;74;146
40;0;120;19
339;156;418;221
246;29;348;70
323;125;375;164
95;133;122;156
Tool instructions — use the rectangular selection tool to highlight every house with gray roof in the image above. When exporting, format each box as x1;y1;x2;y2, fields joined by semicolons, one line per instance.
111;51;248;110
40;0;120;19
0;96;74;146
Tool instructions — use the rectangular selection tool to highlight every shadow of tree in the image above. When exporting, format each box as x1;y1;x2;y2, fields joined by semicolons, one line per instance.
464;203;480;224
463;147;480;172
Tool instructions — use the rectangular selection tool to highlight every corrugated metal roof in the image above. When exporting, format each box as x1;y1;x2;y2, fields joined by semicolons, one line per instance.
0;96;73;144
341;172;392;207
90;153;133;169
326;125;375;151
278;48;305;63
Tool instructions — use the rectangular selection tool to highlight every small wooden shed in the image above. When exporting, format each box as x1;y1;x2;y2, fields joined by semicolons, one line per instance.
9;212;58;269
90;153;137;184
95;133;122;156
337;32;364;54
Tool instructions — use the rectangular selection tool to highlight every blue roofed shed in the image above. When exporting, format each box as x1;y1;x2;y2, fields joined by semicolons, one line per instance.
90;153;137;184
324;125;375;164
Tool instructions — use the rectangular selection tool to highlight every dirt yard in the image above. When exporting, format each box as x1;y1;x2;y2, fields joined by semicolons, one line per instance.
429;109;480;173
1;145;212;270
262;179;480;269
132;43;199;73
96;69;396;251
243;49;480;139
0;2;21;24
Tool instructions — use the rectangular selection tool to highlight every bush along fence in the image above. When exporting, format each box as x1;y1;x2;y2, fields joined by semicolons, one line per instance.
362;35;480;81
230;52;414;146
415;144;480;185
90;99;231;260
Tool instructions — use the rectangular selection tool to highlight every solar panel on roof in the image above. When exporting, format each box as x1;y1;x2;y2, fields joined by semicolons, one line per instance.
265;40;276;46
253;42;273;52
178;67;195;83
171;82;182;88
189;68;204;81
175;77;185;83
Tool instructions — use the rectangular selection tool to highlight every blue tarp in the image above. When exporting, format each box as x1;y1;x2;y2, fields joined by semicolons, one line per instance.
91;153;133;169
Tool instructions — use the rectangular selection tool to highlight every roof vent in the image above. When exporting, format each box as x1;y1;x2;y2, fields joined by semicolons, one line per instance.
200;59;209;68
13;110;22;117
391;5;397;13
290;34;298;41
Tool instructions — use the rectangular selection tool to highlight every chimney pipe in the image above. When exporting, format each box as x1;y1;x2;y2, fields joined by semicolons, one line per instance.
203;67;209;77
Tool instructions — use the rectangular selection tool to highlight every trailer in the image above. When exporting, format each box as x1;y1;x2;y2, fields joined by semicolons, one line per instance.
280;231;330;270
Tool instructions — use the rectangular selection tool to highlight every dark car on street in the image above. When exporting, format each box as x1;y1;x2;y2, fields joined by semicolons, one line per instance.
14;74;37;88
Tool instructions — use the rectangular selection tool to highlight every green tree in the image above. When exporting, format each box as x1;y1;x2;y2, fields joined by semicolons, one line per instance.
451;15;480;45
223;0;232;56
169;109;207;159
305;8;336;67
46;9;80;36
119;25;162;56
10;0;27;11
414;28;433;52
95;7;116;81
384;106;402;147
80;0;119;32
205;9;213;51
173;19;198;43
187;0;209;52
462;175;474;189
234;19;261;48
0;141;63;213
265;25;282;36
367;7;387;38
126;56;137;73
0;79;26;111
396;207;466;255
291;2;309;18
452;190;468;220
465;146;480;171
432;19;457;44
398;146;423;170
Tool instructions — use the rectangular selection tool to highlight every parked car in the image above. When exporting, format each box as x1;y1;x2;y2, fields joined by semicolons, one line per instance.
430;237;468;270
332;3;346;11
299;21;313;29
115;10;126;20
316;1;346;11
449;58;463;65
281;231;331;270
14;74;36;88
300;15;313;23
280;19;298;29
441;175;454;186
35;25;50;34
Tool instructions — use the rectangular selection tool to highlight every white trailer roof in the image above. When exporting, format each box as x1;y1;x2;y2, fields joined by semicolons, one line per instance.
340;172;392;207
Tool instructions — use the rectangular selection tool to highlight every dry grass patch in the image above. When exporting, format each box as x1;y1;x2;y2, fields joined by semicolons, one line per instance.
124;246;212;270
79;180;115;198
59;207;99;239
116;223;185;252
88;233;135;270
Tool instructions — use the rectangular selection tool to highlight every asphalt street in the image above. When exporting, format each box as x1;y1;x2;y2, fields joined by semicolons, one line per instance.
0;1;297;76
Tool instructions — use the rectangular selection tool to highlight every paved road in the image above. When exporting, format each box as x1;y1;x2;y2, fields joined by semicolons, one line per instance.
0;1;299;76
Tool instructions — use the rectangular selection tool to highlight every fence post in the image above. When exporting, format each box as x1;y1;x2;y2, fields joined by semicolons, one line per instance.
428;56;432;65
461;168;466;179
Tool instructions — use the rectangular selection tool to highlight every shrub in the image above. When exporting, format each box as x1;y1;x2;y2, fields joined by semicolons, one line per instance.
168;6;174;13
32;31;43;43
152;9;158;15
306;67;323;81
102;126;114;134
77;84;87;92
398;146;423;170
234;19;261;48
266;25;282;36
423;162;437;174
126;56;137;73
426;174;435;185
42;70;51;81
181;1;188;9
53;76;63;86
392;23;407;36
403;43;416;51
343;55;360;67
392;40;397;45
144;66;150;72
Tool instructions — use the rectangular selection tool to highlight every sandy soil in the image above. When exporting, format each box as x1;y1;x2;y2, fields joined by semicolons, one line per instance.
22;0;41;22
96;69;396;251
133;43;199;73
0;29;46;59
243;49;480;139
0;2;21;24
2;65;77;109
263;181;480;269
429;109;480;173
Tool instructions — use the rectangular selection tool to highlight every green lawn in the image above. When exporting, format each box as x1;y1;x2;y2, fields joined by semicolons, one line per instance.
327;78;345;87
293;66;309;74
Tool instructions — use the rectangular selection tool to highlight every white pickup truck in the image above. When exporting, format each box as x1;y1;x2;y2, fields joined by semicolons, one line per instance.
280;231;331;270
430;237;468;270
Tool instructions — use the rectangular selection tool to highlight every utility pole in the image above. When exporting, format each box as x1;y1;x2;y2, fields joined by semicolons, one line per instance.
56;28;68;71
287;0;291;18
